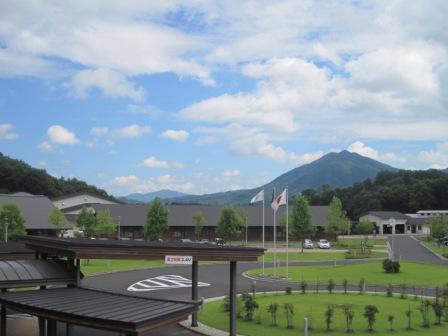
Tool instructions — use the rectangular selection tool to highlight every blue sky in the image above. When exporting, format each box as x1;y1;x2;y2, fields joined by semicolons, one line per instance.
0;1;447;196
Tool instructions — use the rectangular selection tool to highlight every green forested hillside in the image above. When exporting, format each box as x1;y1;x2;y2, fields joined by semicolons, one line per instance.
0;153;117;200
303;169;448;219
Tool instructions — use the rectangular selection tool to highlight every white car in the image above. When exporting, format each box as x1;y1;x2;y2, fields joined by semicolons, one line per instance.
318;239;331;249
303;239;314;249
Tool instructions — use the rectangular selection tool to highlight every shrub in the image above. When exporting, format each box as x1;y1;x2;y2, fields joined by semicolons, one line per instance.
387;314;395;331
267;302;278;326
221;296;230;312
363;305;379;331
386;283;393;297
405;306;412;330
345;248;372;259
343;278;348;294
327;279;335;294
382;258;400;273
284;303;294;328
358;278;365;294
432;300;443;325
240;293;259;321
400;283;407;299
300;281;307;294
341;304;355;333
285;287;292;295
325;305;334;331
420;300;431;328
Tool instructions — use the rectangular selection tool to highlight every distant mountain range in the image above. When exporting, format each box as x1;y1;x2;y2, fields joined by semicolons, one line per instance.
165;150;398;205
120;189;190;203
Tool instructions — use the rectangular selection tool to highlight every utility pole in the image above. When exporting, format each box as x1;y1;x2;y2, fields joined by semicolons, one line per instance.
4;217;9;243
117;215;121;240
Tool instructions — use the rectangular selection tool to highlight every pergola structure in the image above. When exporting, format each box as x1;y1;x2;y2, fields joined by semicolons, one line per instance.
0;236;265;336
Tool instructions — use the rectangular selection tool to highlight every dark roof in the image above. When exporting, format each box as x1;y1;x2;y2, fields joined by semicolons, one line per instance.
20;236;265;261
0;243;34;260
0;287;199;335
0;194;63;229
407;217;429;225
0;259;77;288
91;203;330;227
362;211;409;220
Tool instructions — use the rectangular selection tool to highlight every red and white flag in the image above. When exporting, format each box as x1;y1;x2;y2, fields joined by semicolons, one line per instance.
271;188;287;212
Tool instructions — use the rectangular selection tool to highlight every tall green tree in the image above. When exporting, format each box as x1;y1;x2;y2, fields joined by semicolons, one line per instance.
325;196;350;236
428;214;448;243
357;220;374;239
94;209;117;237
76;207;96;237
144;198;169;241
0;203;26;241
192;210;206;240
289;195;315;252
216;206;244;244
49;207;67;237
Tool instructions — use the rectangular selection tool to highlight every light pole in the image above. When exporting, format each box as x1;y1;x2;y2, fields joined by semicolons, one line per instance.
4;217;9;243
389;217;396;261
117;215;121;240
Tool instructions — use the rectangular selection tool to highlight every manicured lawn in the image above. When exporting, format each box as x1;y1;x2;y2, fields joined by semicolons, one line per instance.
334;238;388;249
260;251;387;262
421;240;448;258
248;261;448;287
81;259;166;275
199;293;448;336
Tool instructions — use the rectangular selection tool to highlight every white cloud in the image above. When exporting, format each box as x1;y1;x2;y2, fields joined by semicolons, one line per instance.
38;141;53;152
418;142;448;168
0;124;18;140
139;156;184;169
71;68;144;101
347;141;404;165
90;127;108;137
110;174;194;195
221;170;240;178
111;124;150;140
161;129;189;142
47;125;79;145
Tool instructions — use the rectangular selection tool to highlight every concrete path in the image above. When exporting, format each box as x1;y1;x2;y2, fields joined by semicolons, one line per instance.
389;235;448;265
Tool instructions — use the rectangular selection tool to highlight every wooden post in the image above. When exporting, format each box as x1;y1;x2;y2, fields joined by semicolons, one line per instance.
191;260;198;327
47;319;56;336
1;289;6;336
229;261;237;336
76;259;81;287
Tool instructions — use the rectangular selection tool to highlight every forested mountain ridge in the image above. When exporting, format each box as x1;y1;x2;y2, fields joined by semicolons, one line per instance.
0;152;117;201
303;169;448;219
166;150;397;204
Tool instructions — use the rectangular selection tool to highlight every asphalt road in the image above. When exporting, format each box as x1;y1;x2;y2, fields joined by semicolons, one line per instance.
389;235;448;265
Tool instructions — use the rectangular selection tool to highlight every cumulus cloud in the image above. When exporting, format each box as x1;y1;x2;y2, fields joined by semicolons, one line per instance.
221;170;240;178
111;124;151;140
347;141;403;164
0;124;18;140
418;142;448;169
139;156;184;169
38;125;79;152
161;129;189;142
90;127;109;137
110;174;194;195
71;68;144;101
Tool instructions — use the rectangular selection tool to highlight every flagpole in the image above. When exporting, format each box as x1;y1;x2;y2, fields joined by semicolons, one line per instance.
286;186;289;279
273;187;277;278
262;188;265;275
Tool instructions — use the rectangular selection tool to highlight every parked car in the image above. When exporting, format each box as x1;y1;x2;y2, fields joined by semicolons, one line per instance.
317;239;331;249
199;239;215;245
303;239;314;249
215;238;226;246
180;238;193;243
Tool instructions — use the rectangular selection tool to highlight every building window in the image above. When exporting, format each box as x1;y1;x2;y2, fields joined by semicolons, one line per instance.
417;225;422;231
173;231;182;239
407;226;410;231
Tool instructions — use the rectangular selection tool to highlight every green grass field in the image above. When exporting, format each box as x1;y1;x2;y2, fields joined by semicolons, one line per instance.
81;259;166;275
199;293;448;336
248;261;448;287
421;240;448;258
333;238;388;249
260;251;387;262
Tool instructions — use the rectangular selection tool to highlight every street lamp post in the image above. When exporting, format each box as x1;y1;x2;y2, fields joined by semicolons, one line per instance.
117;215;121;240
389;217;396;261
4;217;9;243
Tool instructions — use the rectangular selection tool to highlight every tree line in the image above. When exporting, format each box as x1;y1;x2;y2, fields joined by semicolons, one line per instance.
0;152;117;201
301;169;448;219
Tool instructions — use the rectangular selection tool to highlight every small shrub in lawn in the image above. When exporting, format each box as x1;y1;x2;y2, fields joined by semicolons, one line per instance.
341;304;355;333
255;313;262;325
300;281;307;294
420;300;431;328
221;296;230;312
435;286;441;303
382;258;400;273
400;283;407;299
283;303;294;329
285;287;292;295
325;305;334;331
358;278;365;294
343;278;348;294
432;300;443;325
267;302;278;326
387;314;395;331
405;306;413;330
386;283;393;297
240;293;259;321
442;284;448;321
363;305;379;332
327;279;335;294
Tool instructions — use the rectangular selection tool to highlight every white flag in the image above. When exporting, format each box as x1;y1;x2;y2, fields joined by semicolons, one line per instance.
271;188;287;212
250;190;264;204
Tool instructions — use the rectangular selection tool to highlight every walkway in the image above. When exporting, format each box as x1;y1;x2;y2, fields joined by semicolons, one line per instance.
389;235;448;265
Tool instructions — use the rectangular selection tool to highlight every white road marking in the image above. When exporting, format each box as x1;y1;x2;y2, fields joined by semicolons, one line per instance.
127;274;211;292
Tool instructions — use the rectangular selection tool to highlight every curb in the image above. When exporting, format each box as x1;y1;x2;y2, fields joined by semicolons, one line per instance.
410;236;448;261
